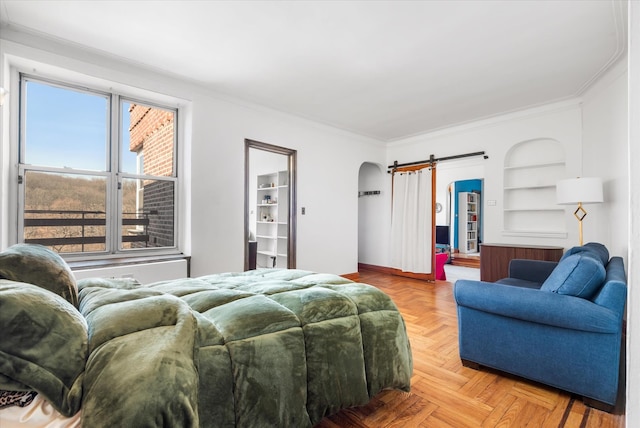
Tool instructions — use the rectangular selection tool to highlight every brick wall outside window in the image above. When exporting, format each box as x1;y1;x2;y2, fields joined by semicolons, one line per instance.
128;104;175;247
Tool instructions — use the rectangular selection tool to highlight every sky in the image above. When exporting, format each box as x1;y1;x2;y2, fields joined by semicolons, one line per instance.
24;80;137;173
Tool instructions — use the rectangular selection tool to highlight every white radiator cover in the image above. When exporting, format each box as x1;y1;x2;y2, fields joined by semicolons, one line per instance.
72;259;188;284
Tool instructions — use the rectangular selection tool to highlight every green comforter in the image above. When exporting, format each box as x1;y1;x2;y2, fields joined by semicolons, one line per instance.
2;268;413;427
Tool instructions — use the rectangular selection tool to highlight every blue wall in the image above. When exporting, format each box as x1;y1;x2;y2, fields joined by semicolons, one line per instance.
453;179;483;250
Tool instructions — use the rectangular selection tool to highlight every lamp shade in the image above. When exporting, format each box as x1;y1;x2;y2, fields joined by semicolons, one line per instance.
556;177;603;205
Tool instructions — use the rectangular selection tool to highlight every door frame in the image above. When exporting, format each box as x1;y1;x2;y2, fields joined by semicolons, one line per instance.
244;139;297;270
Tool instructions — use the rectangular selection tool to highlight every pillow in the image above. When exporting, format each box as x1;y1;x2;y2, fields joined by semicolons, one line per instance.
0;279;87;416
560;242;609;266
0;244;78;307
541;253;606;299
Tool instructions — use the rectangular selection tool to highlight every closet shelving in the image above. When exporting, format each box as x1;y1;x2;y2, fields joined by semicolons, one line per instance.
255;171;288;268
458;192;479;254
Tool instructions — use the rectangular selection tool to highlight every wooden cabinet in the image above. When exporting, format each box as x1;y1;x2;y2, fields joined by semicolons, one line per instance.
458;192;479;253
480;243;564;282
255;171;288;268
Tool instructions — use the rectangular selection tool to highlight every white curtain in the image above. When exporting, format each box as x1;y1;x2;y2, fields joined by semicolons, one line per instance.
390;167;433;273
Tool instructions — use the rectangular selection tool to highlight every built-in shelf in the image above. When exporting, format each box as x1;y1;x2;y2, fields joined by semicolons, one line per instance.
503;207;565;212
458;192;479;254
503;139;567;237
503;160;565;170
504;185;556;190
257;250;277;257
255;170;289;269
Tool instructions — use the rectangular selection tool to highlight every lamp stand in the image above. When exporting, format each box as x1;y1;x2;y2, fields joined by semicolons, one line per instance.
573;202;587;246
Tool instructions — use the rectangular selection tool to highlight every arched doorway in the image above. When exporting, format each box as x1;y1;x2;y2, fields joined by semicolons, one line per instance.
357;162;385;267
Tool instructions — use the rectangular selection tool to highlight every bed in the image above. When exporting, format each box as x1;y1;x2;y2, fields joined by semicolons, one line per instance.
0;244;412;427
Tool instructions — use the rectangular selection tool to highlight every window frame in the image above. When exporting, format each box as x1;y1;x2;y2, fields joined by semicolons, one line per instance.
16;73;180;260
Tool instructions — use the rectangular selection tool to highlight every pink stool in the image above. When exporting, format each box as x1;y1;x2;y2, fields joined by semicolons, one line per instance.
435;252;448;280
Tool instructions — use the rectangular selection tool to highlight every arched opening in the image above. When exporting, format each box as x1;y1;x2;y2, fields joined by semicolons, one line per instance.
357;162;385;267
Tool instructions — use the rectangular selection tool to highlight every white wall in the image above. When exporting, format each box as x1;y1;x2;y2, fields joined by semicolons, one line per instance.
626;2;639;427
581;58;629;259
0;29;386;278
383;59;629;262
188;94;386;276
580;50;631;428
381;101;583;269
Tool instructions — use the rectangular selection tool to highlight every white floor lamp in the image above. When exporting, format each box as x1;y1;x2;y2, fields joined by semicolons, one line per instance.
556;177;603;246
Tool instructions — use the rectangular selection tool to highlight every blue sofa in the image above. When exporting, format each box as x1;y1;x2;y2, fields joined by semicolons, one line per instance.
454;243;626;411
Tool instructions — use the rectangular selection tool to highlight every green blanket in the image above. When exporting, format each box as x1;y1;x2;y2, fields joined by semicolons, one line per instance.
1;261;412;427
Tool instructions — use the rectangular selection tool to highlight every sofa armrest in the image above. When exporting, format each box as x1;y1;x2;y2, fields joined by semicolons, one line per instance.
593;257;627;314
507;259;558;283
454;279;620;334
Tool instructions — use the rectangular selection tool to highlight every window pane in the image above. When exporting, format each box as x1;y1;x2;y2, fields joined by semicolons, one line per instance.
23;171;107;253
121;177;175;249
23;81;108;171
19;76;179;258
121;102;175;176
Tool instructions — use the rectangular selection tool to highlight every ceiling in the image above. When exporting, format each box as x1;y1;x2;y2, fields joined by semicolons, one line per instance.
0;1;628;142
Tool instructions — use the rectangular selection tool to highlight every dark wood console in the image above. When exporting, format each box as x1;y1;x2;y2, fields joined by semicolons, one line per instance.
480;243;564;282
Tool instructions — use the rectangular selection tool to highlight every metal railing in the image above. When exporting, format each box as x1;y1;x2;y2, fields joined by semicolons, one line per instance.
23;209;151;249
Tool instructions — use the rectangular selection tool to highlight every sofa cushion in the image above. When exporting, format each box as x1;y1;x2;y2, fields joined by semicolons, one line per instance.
560;242;609;266
541;253;606;299
0;244;78;308
496;277;542;289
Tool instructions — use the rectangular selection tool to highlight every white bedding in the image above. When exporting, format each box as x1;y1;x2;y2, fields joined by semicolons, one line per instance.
0;394;81;428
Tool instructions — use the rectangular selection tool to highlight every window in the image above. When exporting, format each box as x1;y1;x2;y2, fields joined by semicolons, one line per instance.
18;75;178;256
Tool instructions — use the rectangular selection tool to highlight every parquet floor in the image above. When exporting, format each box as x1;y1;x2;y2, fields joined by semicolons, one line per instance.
315;268;625;428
